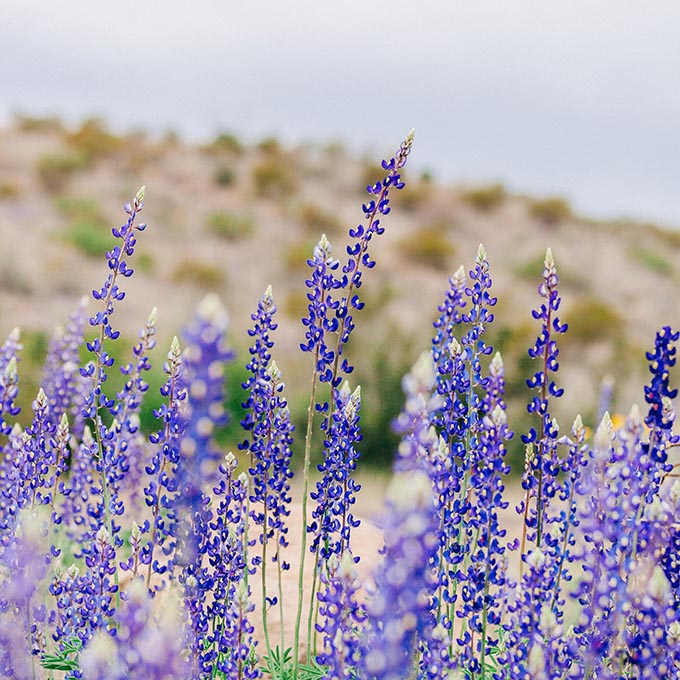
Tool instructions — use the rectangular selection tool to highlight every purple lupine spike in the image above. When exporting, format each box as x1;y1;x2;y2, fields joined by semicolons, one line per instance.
393;351;440;473
172;295;235;673
498;545;569;680
108;308;157;517
143;336;187;592
454;353;512;675
50;525;118;653
315;551;365;678
79;579;189;679
181;294;234;490
334;131;415;386
82;186;147;425
42;296;90;436
0;327;21;375
206;454;261;678
571;407;680;677
360;471;441;680
0;509;51;679
310;381;362;564
240;286;293;660
0;357;20;439
58;424;99;544
520;247;568;551
300;234;342;385
642;326;680;491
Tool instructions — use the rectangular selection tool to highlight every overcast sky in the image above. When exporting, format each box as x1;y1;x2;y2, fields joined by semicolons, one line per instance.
2;1;680;226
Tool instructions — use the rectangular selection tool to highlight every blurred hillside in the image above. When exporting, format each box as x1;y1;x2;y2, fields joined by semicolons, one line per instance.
1;115;679;469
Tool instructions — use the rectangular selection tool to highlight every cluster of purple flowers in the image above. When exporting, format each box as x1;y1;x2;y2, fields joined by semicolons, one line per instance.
0;130;679;680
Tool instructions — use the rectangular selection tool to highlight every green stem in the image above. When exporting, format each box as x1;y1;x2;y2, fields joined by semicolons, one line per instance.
293;348;319;676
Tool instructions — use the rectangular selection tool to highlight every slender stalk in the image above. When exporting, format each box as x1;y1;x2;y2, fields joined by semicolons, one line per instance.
293;347;320;675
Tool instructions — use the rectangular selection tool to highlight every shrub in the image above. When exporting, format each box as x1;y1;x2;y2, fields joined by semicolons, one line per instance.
393;179;430;211
630;245;673;276
54;196;100;219
204;132;243;155
214;165;236;187
14;114;64;133
64;117;123;160
461;182;506;212
36;154;88;192
62;220;112;258
565;295;623;343
529;195;572;224
172;258;226;288
0;183;19;200
397;221;455;269
256;136;281;154
206;212;255;241
296;201;342;235
252;159;296;198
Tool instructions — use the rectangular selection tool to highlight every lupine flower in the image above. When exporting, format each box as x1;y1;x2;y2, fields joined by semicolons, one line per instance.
110;307;157;514
207;453;260;678
573;407;680;678
80;187;146;541
79;579;189;679
455;353;512;676
241;287;293;571
520;247;568;551
50;525;118;654
0;357;20;440
41;296;90;436
315;551;365;678
0;509;50;679
240;286;293;662
360;471;441;680
310;381;362;564
144;336;187;590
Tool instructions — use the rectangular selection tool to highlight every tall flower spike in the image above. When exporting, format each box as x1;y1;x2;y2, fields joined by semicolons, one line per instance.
360;471;440;680
520;247;568;551
294;133;415;674
143;336;187;591
80;188;147;547
41;296;89;435
240;287;293;658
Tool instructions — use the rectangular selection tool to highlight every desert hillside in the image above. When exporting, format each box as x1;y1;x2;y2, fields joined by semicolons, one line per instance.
1;116;678;467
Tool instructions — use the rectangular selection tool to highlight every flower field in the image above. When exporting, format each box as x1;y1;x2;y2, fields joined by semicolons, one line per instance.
0;131;679;679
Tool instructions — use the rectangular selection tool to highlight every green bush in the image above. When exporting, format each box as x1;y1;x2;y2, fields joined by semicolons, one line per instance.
630;245;673;276
0;183;19;200
297;202;342;235
65;118;123;160
54;196;100;219
394;180;430;212
397;222;455;270
205;132;243;155
36;154;88;193
461;183;506;212
529;196;572;225
565;296;623;343
62;221;112;258
214;166;236;187
252;160;296;198
283;240;320;272
206;212;255;241
172;259;225;288
14;114;64;133
256;137;281;154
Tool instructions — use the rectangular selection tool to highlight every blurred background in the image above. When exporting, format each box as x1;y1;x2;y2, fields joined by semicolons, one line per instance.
1;1;680;470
